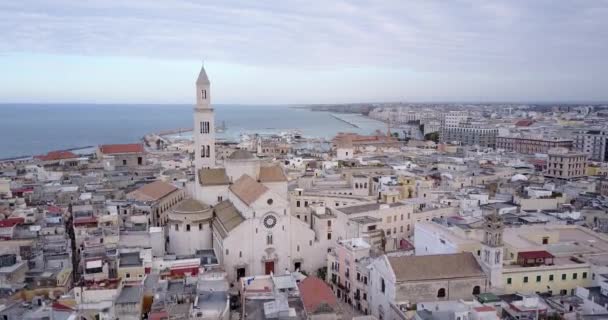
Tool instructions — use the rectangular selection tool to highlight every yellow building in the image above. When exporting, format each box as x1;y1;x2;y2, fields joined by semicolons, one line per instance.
414;222;604;295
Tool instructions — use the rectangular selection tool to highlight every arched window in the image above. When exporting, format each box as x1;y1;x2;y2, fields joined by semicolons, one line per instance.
437;288;446;298
473;285;481;295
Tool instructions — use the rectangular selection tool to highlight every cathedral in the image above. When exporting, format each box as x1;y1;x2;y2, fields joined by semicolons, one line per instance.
177;65;325;281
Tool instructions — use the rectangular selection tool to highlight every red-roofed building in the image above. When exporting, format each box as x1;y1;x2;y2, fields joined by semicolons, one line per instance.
99;143;144;154
0;217;24;240
298;276;339;317
517;251;554;267
35;150;78;162
97;143;146;168
515;119;535;127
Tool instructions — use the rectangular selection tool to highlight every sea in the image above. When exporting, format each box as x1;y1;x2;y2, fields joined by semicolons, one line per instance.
0;104;386;159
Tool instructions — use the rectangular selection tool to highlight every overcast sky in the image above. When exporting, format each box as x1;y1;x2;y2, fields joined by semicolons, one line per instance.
1;0;607;104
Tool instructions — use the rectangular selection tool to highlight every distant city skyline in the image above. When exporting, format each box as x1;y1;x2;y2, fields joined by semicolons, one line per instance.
1;1;607;104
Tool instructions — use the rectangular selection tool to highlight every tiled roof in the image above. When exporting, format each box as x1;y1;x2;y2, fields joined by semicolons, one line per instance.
99;143;144;154
298;276;338;314
198;168;230;186
213;201;244;239
127;181;178;202
35;150;77;161
387;252;485;282
258;165;287;182
229;175;268;206
0;217;25;228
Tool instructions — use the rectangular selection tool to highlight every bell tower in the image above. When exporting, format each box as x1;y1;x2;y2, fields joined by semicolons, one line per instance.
193;64;216;172
481;213;504;288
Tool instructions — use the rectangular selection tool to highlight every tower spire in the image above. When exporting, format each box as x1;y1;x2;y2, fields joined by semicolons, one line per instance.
196;63;210;85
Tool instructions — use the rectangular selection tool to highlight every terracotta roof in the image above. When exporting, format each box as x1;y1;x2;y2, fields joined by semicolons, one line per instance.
515;119;535;127
474;306;496;312
229;175;268;206
227;149;255;160
213;201;245;238
258;165;287;182
127;181;178;202
387;252;485;282
0;217;25;228
198;168;230;186
35;150;78;161
517;250;554;260
298;276;338;314
99;143;144;154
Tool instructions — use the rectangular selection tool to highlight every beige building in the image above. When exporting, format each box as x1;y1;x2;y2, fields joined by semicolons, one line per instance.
544;148;587;180
414;221;602;295
368;253;487;320
126;180;185;226
497;136;573;154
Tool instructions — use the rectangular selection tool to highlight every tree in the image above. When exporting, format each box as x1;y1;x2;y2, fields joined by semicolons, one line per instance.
424;132;439;143
316;267;327;281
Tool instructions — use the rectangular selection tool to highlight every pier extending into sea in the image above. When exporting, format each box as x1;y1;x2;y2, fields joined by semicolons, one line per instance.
330;114;360;128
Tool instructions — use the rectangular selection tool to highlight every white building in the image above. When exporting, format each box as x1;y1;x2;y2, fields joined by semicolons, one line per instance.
190;66;327;282
167;199;213;256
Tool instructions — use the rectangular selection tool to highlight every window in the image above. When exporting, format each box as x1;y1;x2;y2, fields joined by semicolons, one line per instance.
175;224;179;231
573;273;578;280
523;276;529;283
562;274;567;280
327;233;332;240
328;220;331;227
137;157;143;165
583;272;588;279
186;224;191;232
536;275;541;282
296;200;301;207
206;145;210;158
437;288;446;298
549;274;554;281
507;277;512;285
267;198;273;205
202;89;207;99
472;285;480;295
126;273;130;278
542;237;549;245
267;234;273;245
380;278;385;293
218;196;223;202
122;159;127;166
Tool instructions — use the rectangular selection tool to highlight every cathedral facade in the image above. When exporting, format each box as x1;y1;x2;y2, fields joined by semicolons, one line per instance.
189;65;325;281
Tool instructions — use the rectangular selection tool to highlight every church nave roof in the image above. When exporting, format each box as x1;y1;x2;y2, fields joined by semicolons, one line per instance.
213;201;245;239
258;165;287;182
198;168;230;186
229;175;268;206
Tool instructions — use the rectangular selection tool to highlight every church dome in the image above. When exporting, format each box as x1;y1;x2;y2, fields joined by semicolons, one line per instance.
227;149;255;160
172;199;211;214
510;174;528;182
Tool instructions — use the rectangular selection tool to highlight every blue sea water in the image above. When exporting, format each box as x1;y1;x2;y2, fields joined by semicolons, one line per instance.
0;104;385;159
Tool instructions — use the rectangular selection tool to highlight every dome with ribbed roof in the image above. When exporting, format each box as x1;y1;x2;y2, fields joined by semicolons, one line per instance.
169;199;213;222
227;149;255;160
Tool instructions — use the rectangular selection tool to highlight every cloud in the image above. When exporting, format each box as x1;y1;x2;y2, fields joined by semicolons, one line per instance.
0;0;606;75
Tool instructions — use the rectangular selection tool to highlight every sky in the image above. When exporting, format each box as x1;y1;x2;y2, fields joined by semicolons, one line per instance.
0;0;607;104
